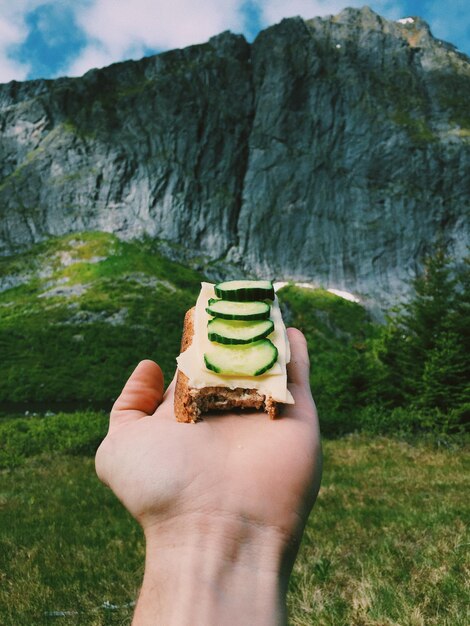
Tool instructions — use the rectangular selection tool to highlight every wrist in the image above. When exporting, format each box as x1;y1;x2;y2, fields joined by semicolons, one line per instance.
133;512;295;626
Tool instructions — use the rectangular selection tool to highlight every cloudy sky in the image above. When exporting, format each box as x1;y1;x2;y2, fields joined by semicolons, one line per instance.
0;0;468;83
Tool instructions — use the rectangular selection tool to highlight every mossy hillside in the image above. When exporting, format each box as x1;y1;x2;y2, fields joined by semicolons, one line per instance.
1;240;377;420
0;232;203;410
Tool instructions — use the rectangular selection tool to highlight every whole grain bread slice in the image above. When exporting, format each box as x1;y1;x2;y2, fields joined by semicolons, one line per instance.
174;307;279;422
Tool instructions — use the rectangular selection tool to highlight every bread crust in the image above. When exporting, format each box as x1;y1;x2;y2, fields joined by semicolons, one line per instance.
174;307;279;422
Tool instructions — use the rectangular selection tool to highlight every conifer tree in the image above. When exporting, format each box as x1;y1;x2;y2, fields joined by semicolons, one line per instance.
378;248;469;415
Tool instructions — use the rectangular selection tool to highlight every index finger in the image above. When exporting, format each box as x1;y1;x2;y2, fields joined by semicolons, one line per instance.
286;327;311;386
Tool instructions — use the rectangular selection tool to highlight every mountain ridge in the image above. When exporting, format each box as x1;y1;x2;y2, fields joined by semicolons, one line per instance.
1;6;469;305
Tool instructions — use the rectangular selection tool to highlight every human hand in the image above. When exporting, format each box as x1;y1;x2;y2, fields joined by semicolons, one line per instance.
95;328;322;625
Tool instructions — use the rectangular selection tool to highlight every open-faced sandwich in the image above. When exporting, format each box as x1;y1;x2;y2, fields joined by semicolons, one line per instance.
174;280;294;422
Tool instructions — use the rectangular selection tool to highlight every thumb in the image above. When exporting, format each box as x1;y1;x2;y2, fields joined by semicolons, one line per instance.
109;359;164;429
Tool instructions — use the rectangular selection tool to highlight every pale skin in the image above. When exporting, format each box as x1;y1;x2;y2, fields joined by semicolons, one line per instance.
95;328;322;625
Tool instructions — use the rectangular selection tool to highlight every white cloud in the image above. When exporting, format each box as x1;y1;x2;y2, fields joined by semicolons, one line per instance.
65;43;117;77
0;12;30;82
66;0;246;76
258;0;405;25
61;0;410;77
259;0;351;24
0;0;59;82
0;56;30;84
34;2;78;48
0;0;468;82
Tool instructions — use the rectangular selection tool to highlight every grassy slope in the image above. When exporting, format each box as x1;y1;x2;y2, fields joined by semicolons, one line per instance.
0;232;202;410
0;418;467;625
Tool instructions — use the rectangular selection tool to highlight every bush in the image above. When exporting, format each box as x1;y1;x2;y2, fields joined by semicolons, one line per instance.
0;412;108;469
356;404;465;437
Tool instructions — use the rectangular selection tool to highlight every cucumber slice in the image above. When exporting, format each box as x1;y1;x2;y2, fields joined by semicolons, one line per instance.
204;340;278;376
208;318;274;345
214;280;274;302
206;299;271;321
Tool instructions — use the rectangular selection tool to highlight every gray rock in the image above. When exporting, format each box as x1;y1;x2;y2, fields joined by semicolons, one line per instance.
0;7;469;306
61;307;129;326
0;273;32;292
38;283;89;298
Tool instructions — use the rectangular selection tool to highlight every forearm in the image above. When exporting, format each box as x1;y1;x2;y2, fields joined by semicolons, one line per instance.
134;550;287;625
133;513;293;626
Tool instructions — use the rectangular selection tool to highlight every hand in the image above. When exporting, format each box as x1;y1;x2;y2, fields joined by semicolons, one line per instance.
95;328;322;625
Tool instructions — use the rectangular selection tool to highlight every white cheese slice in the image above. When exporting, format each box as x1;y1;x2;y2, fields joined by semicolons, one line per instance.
176;282;294;404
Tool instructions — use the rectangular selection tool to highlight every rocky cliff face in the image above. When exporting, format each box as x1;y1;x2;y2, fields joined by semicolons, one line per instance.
0;7;469;304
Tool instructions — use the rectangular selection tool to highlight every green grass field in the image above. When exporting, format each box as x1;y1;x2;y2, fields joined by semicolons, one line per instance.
0;413;468;625
1;232;468;624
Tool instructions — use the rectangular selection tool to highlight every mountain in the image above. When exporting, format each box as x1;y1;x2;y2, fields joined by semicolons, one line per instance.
0;6;469;305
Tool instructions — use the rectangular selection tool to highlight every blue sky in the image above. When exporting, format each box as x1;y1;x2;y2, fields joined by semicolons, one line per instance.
0;1;468;83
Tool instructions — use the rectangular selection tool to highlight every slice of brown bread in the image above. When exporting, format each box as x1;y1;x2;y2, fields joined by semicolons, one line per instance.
174;307;279;422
